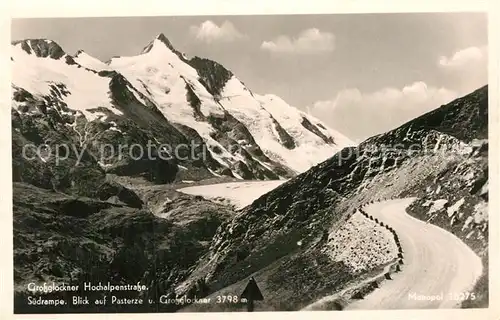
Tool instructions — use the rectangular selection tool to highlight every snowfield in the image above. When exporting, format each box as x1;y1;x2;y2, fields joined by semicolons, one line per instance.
345;198;483;309
177;180;287;209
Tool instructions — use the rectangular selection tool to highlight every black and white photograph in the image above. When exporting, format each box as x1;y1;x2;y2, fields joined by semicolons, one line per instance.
7;9;493;315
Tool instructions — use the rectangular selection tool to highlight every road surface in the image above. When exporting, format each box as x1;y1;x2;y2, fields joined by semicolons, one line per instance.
346;198;483;309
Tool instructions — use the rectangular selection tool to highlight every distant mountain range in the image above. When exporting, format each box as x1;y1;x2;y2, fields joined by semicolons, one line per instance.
11;34;353;195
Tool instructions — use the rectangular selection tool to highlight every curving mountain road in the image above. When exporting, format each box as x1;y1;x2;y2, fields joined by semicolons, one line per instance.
177;181;484;310
346;198;483;309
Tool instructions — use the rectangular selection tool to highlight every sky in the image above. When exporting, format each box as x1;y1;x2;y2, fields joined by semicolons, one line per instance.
11;13;488;141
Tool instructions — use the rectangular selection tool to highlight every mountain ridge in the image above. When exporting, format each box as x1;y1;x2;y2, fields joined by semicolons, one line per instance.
11;35;354;186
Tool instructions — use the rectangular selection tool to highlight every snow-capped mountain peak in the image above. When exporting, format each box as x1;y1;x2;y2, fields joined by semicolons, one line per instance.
155;33;177;50
141;33;180;55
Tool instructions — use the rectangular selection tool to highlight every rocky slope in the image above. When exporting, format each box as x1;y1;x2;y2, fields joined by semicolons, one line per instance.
178;85;488;310
13;181;235;313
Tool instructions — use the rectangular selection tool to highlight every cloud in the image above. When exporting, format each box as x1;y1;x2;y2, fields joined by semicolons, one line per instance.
438;45;488;93
439;46;488;68
261;28;335;54
190;20;245;43
308;82;458;142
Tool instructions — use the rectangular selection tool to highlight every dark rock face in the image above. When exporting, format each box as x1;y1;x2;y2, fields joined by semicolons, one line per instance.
12;103;105;197
272;117;296;149
155;33;175;49
95;181;144;208
301;116;334;144
12;87;35;103
188;57;233;99
185;80;205;120
12;39;66;59
65;56;78;65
